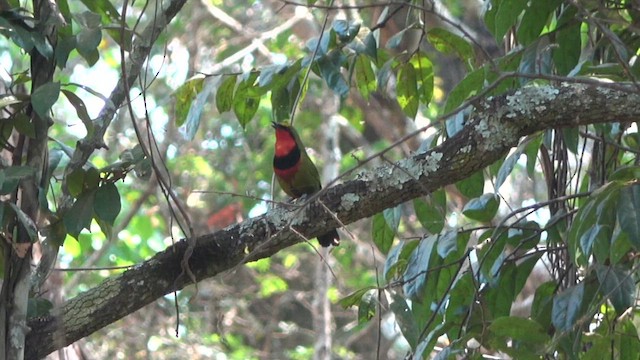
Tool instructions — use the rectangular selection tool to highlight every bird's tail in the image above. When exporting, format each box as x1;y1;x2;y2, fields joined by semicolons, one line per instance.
317;229;340;247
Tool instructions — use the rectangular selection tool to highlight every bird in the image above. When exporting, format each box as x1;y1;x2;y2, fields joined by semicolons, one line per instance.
272;121;340;247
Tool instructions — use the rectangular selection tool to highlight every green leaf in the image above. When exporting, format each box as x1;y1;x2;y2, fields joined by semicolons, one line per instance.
354;55;376;100
568;181;623;266
402;234;437;300
338;286;377;308
413;198;444;234
94;182;121;225
31;81;60;118
552;8;581;75
317;51;349;98
427;28;474;63
383;239;419;281
517;0;560;45
489;316;550;346
64;190;96;239
486;0;529;42
390;293;419;347
27;298;53;318
594;265;634;315
552;282;584;332
617;185;640;249
332;19;360;43
436;231;459;258
455;170;484;198
357;290;377;324
216;74;237;114
462;193;500;222
409;52;434;105
76;27;101;54
78;0;120;23
372;212;394;254
530;281;556;331
396;62;419;119
383;206;401;234
618;320;640;360
0;166;35;195
233;72;260;129
61;89;93;136
174;76;205;127
444;67;484;113
9;203;38;242
183;77;216;140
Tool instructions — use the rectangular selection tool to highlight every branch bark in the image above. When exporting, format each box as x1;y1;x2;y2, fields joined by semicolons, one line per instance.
25;83;640;359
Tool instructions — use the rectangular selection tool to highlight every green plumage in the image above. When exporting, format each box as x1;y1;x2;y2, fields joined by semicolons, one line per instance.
272;122;340;247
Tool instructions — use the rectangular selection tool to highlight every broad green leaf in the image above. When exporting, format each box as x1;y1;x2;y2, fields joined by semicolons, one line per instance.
61;89;93;136
383;239;419;281
372;212;394;254
357;289;376;324
552;8;580;75
9;203;38;242
317;51;349;98
506;221;541;251
332;19;360;43
487;0;528;42
383;206;401;234
31;81;60;118
488;316;549;347
495;147;524;190
524;134;542;178
396;62;419;119
390;293;419;347
568;181;623;266
183;77;216;140
403;234;437;300
444;67;484;113
445;112;464;137
55;35;77;68
617;185;640;249
455;170;484;198
354;55;376;100
427;28;474;63
610;165;640;181
27;298;53;318
413;198;444;234
531;281;555;330
0;166;34;195
436;231;458;258
338;286;377;308
618;320;640;360
409;52;434;105
173;76;205;127
78;0;120;23
233;72;260;128
517;0;560;45
594;265;634;315
462;193;500;222
64;190;96;239
216;74;237;114
94;182;121;225
552;282;584;332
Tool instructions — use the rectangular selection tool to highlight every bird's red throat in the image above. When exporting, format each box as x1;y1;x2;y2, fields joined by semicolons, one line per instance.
274;128;297;157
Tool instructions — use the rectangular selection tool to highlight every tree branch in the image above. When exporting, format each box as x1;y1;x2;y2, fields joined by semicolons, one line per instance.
25;83;640;359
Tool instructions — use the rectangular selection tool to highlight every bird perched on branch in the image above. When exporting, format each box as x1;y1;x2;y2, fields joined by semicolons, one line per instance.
272;121;340;247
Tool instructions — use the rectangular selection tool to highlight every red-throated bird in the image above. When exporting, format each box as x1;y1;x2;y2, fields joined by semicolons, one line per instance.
272;122;340;247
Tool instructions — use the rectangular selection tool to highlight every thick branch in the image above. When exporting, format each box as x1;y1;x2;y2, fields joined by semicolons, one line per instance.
25;83;640;359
